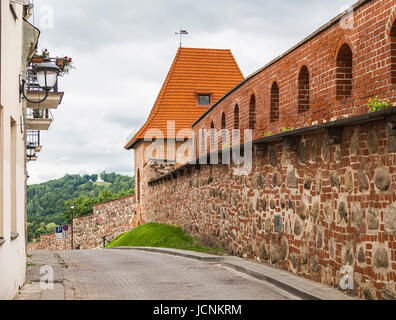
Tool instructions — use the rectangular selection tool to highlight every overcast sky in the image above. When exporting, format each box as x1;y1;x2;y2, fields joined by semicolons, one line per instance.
26;0;355;185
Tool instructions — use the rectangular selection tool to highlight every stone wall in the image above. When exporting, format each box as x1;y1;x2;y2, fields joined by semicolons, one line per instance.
143;119;396;300
27;195;138;251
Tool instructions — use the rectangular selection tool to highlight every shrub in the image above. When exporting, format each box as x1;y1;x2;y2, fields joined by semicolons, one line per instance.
368;96;391;112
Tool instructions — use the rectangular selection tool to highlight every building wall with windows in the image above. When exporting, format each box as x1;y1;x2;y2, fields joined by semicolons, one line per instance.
0;1;37;300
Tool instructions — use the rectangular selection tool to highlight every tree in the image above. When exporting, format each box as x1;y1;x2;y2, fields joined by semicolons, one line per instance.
46;223;57;233
27;173;134;240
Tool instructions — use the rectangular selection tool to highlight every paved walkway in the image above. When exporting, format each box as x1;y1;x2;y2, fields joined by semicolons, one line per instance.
14;248;356;300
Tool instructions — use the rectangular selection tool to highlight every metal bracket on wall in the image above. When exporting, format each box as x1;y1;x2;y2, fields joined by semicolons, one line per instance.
326;127;343;145
254;143;267;155
386;115;396;137
283;136;297;151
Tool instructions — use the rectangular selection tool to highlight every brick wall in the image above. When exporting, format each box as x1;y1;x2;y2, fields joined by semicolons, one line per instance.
143;118;396;300
27;195;138;251
193;0;396;151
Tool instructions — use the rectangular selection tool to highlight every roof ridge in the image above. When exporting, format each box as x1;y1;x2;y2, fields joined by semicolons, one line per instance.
179;47;232;51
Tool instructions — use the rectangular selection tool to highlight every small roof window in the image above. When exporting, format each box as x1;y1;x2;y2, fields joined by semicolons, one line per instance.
198;94;211;106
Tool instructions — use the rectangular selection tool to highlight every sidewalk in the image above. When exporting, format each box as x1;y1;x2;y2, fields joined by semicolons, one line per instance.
14;250;66;300
111;246;358;300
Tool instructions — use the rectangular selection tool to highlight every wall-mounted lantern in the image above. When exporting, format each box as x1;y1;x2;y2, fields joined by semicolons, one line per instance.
26;143;37;161
19;58;60;104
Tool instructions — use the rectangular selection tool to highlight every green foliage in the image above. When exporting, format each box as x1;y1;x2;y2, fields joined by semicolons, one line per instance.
106;223;224;255
263;131;273;137
281;127;294;133
368;96;391;112
46;223;57;234
27;173;134;241
62;188;134;224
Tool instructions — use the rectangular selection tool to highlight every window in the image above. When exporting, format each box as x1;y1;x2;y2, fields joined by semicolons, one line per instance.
270;82;279;122
336;43;353;100
298;66;310;112
249;95;256;129
234;105;240;129
221;112;227;148
198;94;211;106
10;118;17;237
221;112;226;130
391;19;396;84
199;129;206;155
210;121;215;150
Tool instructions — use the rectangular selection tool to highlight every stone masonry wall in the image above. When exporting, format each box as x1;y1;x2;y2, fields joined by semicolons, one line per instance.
143;119;396;300
27;195;138;251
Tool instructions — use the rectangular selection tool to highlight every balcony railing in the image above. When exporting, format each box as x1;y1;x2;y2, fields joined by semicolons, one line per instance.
27;130;40;144
27;130;40;147
26;108;53;131
26;108;53;120
27;130;42;154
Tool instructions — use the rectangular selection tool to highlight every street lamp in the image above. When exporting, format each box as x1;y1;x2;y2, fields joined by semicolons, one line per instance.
19;58;60;104
70;203;75;250
26;143;36;161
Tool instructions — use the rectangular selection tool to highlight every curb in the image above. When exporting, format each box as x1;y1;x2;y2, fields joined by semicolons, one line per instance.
109;247;225;262
107;246;347;300
221;262;319;300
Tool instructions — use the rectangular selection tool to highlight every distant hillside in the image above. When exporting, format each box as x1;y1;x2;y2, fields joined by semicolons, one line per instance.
27;172;134;242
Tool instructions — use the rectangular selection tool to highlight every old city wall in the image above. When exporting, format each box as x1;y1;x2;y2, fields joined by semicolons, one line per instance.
27;195;137;251
193;0;396;148
144;118;396;300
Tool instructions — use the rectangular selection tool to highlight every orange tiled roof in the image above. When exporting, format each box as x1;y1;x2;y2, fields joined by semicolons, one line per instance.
125;47;244;149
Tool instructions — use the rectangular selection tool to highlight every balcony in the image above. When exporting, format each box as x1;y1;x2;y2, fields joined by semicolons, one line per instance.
26;108;53;131
27;130;42;153
25;57;64;110
26;131;41;162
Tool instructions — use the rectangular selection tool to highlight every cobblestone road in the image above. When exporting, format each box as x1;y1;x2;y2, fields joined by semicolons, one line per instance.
58;249;295;300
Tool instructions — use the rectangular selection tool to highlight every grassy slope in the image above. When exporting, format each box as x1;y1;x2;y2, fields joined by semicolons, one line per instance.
106;223;224;255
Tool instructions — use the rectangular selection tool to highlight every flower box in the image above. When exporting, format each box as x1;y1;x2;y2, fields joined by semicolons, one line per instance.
31;56;44;64
56;58;64;69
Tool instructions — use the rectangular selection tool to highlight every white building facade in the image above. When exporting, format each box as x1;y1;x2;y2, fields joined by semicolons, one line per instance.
0;0;39;300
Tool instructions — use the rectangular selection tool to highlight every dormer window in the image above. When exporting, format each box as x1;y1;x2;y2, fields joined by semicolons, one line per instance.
197;94;211;106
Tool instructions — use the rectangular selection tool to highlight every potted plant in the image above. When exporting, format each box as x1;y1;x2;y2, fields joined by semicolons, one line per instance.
31;49;50;64
32;109;44;119
59;56;74;74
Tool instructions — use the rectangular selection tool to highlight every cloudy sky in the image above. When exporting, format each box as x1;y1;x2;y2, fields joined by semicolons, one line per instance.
27;0;354;184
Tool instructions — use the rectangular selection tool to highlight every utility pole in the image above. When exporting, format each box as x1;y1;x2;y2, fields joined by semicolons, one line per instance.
70;203;75;250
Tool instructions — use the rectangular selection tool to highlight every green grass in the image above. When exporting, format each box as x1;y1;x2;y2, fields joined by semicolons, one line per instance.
106;223;224;255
